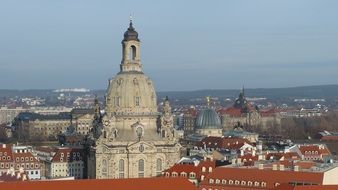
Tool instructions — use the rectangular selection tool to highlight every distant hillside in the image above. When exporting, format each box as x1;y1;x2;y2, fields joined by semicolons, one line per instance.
1;84;338;102
157;84;338;100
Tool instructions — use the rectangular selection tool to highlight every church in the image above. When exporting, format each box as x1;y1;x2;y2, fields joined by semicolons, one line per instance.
85;20;181;179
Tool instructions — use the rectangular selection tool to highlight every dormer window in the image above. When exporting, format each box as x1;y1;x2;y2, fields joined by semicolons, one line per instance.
208;167;213;172
215;179;220;184
221;179;227;184
202;167;206;172
209;179;214;184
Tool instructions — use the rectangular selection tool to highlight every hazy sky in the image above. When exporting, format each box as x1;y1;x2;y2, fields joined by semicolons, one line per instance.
0;0;338;91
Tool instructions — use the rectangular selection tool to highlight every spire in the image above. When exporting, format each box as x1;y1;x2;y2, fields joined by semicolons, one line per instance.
206;96;211;108
123;15;139;42
241;85;245;97
129;14;134;29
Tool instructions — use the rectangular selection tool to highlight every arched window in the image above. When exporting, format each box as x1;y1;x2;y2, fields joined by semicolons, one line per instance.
119;159;124;178
129;45;136;60
156;158;162;176
138;159;144;178
102;159;108;178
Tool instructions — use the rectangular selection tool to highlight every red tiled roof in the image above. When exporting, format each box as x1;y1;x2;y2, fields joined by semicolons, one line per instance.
266;152;300;161
0;178;198;190
197;136;252;150
51;148;84;162
298;145;330;156
0;144;13;162
260;108;280;117
274;184;338;190
164;159;216;180
12;152;39;163
218;107;243;117
184;108;198;117
200;167;324;190
321;136;338;141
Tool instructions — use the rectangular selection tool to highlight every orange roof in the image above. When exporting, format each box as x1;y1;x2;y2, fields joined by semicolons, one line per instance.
321;136;338;141
200;167;324;190
51;148;84;162
12;152;39;163
197;136;252;150
274;184;338;190
164;159;216;180
0;144;13;162
218;107;242;117
0;178;198;190
266;152;300;161
298;145;330;156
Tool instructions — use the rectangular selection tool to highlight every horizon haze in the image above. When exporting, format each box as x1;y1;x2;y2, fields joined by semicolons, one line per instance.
1;0;338;91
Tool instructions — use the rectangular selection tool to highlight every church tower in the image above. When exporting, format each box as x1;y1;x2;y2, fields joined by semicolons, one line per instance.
86;20;181;179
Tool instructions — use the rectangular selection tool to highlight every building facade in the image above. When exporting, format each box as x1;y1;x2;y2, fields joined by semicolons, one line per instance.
86;20;181;179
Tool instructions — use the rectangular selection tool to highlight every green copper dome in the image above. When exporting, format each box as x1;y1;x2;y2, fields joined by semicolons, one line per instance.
196;108;221;129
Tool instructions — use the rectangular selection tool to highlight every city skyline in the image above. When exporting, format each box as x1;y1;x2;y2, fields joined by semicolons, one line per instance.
1;0;338;91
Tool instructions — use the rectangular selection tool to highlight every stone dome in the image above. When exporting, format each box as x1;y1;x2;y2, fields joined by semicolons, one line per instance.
105;72;157;116
196;108;222;129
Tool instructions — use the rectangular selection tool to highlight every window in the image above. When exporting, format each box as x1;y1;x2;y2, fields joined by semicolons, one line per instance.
129;45;136;60
156;158;162;176
261;182;267;187
135;97;140;106
189;172;196;178
215;179;220;184
138;159;144;178
208;167;213;172
254;182;260;187
119;159;124;179
102;159;108;178
115;97;121;107
209;179;214;184
172;172;178;177
180;172;187;177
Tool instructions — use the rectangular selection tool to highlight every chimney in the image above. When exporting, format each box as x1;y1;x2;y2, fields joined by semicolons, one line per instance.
237;158;242;164
294;165;299;171
252;150;256;156
17;172;21;179
22;174;27;181
258;164;264;170
240;149;244;156
279;164;285;171
272;164;277;171
231;158;236;165
2;144;5;148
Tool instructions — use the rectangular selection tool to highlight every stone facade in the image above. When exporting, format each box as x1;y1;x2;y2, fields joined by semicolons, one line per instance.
86;21;181;179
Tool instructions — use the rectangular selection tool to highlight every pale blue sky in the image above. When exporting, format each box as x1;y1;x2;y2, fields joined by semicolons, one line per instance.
0;0;338;91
